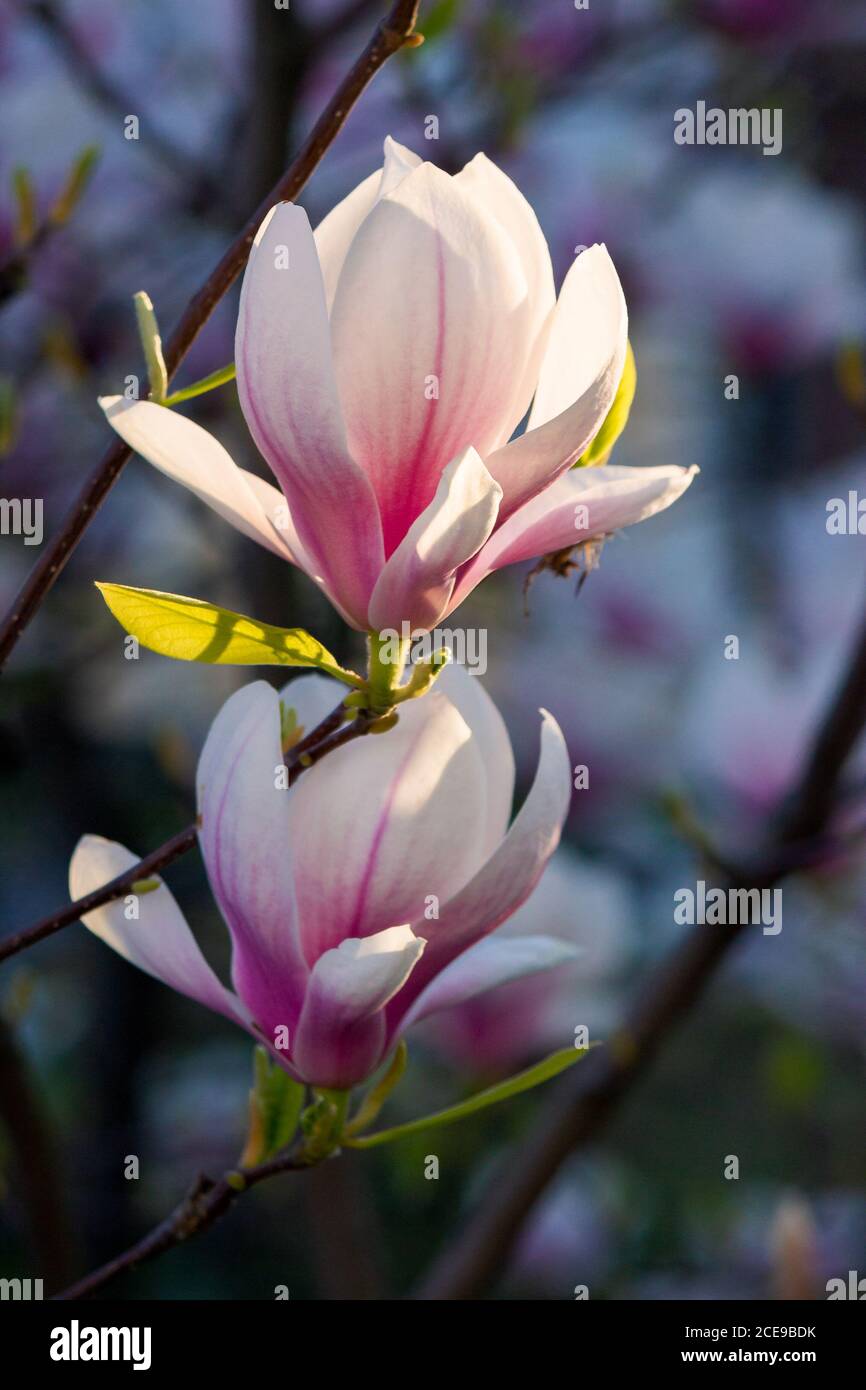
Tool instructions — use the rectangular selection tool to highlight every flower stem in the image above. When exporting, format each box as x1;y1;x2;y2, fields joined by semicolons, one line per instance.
366;630;409;712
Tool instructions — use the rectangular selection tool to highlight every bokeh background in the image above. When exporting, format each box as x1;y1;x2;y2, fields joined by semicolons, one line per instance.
1;0;866;1300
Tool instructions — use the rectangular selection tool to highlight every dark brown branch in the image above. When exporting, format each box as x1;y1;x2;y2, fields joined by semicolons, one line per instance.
0;825;197;966
417;592;866;1300
0;0;422;674
53;1147;313;1301
288;709;382;784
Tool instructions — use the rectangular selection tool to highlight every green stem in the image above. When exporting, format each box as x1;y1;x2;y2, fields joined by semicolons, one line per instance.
164;362;237;407
302;1088;351;1161
366;630;409;713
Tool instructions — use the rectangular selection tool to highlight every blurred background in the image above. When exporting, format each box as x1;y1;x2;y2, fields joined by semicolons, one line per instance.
1;0;865;1300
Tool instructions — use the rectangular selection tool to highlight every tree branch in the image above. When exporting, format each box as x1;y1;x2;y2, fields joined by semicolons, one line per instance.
0;222;53;309
0;825;198;967
417;590;866;1300
53;1146;314;1301
0;0;422;674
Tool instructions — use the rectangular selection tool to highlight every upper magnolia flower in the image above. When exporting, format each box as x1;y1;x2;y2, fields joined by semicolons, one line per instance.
101;138;695;632
69;665;574;1090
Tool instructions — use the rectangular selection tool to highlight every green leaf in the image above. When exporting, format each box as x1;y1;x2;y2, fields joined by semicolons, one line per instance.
130;877;160;895
574;340;636;468
164;362;236;408
49;145;100;226
258;1052;304;1157
346;1045;593;1149
133;291;168;403
96;582;365;687
242;1047;304;1165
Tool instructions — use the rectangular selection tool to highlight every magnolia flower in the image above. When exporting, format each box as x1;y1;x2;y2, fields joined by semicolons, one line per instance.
69;666;574;1089
101;138;695;632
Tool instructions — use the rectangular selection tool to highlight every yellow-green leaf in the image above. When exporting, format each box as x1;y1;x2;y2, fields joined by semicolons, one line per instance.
574;340;636;468
345;1044;594;1149
96;582;364;687
49;145;100;226
241;1047;304;1166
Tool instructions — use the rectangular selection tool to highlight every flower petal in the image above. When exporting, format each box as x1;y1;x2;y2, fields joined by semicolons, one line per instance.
236;202;384;628
453;153;556;447
314;171;380;311
367;446;502;632
286;688;488;965
292;925;425;1088
314;137;422;310
69;834;247;1026
329;161;533;553
400;933;578;1031
387;708;571;1028
485;245;628;518
278;672;346;742
435;664;515;859
99;396;298;563
197;681;308;1044
451;463;699;608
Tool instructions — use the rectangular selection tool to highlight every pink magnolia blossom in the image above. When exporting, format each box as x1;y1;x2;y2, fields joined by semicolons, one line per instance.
100;138;695;632
69;666;574;1089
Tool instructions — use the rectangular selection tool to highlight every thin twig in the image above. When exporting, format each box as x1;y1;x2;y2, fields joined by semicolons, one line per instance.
0;0;422;674
53;1147;313;1301
0;825;197;966
417;590;866;1300
0;224;52;308
0;700;381;965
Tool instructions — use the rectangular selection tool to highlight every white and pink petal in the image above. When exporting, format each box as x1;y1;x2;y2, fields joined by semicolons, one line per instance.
285;689;488;965
314;137;422;311
69;834;247;1027
485;245;628;518
99;396;298;563
329;162;533;553
399;932;578;1031
367;446;502;633
388;708;571;1028
450;463;698;609
236;203;384;628
292;925;425;1087
197;681;308;1041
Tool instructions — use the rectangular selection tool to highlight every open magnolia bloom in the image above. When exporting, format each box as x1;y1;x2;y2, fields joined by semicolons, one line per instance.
69;666;574;1090
101;137;696;633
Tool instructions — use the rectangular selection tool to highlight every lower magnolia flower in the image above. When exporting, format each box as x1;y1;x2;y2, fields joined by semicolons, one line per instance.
100;137;695;634
69;666;574;1089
